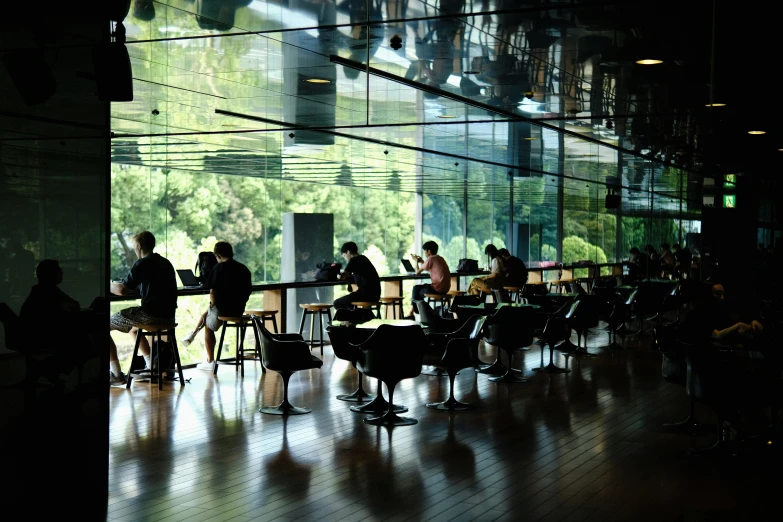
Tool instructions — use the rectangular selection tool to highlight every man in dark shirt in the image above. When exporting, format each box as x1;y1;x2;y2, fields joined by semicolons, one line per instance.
196;241;252;371
682;283;763;347
110;231;178;385
334;241;381;310
498;248;528;286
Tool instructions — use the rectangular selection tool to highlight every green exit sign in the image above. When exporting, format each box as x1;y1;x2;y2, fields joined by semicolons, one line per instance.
723;194;736;208
723;174;736;189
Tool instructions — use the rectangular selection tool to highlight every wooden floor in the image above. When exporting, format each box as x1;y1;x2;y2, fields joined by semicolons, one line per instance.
108;323;780;522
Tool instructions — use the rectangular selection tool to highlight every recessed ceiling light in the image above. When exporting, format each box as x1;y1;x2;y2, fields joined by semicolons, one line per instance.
523;137;537;141
635;59;663;65
778;148;783;151
582;153;597;157
305;78;331;84
704;103;726;107
437;115;456;118
748;130;766;135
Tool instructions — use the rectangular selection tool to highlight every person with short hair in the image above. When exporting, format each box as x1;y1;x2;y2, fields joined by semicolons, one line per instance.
467;244;506;296
334;241;381;310
628;247;647;282
407;240;450;317
109;231;178;385
498;248;528;286
193;241;252;371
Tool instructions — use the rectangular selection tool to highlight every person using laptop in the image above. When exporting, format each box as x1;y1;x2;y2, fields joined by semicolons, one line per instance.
407;240;450;318
186;241;252;372
110;231;178;385
334;241;381;310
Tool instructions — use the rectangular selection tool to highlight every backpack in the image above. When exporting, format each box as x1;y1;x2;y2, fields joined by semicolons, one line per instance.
195;251;218;285
315;261;342;282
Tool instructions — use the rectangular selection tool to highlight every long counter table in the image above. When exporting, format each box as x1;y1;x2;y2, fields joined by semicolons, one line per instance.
110;271;490;332
109;263;625;332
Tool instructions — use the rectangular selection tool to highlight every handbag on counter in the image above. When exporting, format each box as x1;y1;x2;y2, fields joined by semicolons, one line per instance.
456;259;479;272
315;261;342;282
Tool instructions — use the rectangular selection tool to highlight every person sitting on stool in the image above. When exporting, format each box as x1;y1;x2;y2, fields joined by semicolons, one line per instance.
334;242;381;310
193;241;251;372
407;240;450;318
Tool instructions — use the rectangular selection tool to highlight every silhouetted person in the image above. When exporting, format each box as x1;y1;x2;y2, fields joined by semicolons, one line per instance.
334;241;381;310
109;231;177;386
192;241;251;372
498;247;528;286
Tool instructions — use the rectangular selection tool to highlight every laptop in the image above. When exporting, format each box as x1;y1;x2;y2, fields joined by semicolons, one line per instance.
176;269;203;289
401;258;416;275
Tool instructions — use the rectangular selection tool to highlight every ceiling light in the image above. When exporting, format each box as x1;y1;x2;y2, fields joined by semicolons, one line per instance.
437;115;456;118
582;153;597;157
305;78;331;84
704;103;726;107
748;130;766;135
523;137;537;141
635;59;663;65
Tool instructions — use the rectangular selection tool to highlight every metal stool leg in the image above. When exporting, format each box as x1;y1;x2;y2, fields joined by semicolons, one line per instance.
155;329;163;390
309;311;315;351
170;329;185;386
271;315;278;334
298;309;307;336
214;322;228;375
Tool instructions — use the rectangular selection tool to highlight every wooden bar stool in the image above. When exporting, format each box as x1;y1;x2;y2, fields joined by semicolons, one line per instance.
214;315;253;377
503;286;524;303
351;301;381;319
549;278;573;294
126;322;184;390
425;293;450;314
245;309;278;333
379;296;404;319
298;304;333;356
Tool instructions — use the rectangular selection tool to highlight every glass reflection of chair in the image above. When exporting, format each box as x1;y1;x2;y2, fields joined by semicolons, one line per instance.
252;317;323;415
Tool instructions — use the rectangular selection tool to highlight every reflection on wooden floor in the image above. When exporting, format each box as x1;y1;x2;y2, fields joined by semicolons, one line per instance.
109;325;778;521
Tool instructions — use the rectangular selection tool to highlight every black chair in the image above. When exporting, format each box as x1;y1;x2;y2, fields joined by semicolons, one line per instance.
354;324;427;426
603;289;637;350
532;316;571;374
417;300;465;333
427;315;487;411
565;296;600;358
326;325;375;403
483;306;535;383
652;325;707;432
417;300;470;376
252;318;323;415
449;294;482;320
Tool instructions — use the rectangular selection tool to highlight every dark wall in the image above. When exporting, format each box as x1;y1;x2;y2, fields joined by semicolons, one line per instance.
1;11;110;520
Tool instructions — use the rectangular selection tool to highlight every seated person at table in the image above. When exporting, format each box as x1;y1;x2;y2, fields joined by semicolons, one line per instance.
407;240;450;317
467;244;506;296
659;243;675;278
192;242;252;372
498;248;528;286
334;242;381;310
109;231;177;385
681;283;763;348
627;247;646;282
672;243;691;279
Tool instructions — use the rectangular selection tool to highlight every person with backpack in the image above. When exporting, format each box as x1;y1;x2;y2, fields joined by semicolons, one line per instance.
189;242;251;372
498;248;528;286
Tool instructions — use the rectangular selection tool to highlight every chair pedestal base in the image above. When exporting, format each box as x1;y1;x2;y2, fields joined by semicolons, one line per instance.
426;397;473;411
364;412;418;426
533;362;570;374
476;360;506;375
569;347;597;357
489;372;529;383
421;365;447;376
557;340;579;353
337;389;376;402
350;382;407;413
260;400;311;415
